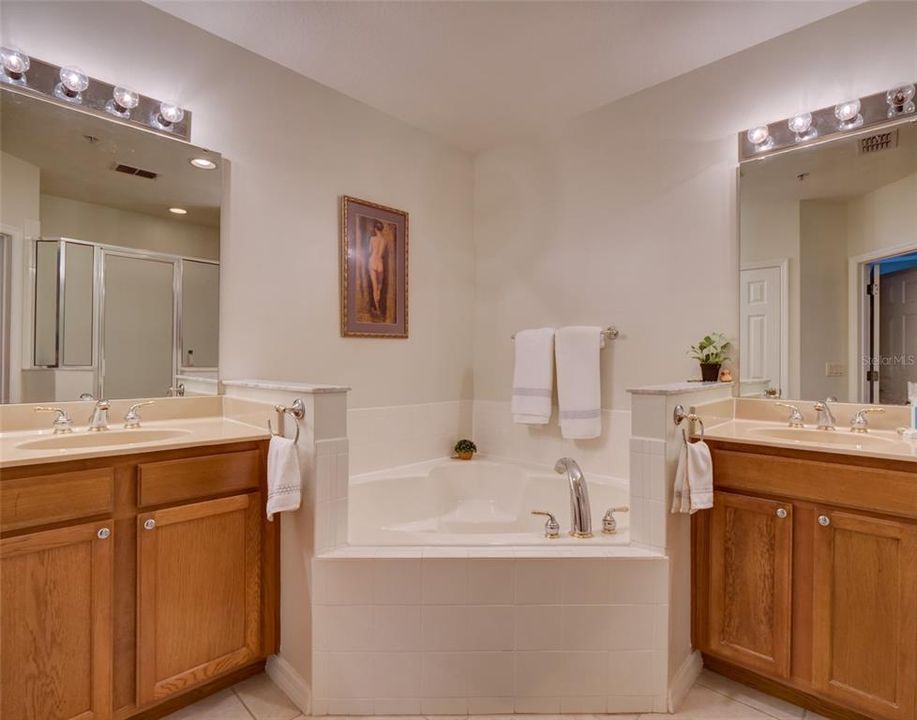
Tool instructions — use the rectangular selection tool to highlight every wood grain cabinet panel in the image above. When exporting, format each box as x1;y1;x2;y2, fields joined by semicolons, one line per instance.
136;493;262;705
1;520;113;720
812;509;917;720
137;450;260;508
705;490;793;678
1;468;114;533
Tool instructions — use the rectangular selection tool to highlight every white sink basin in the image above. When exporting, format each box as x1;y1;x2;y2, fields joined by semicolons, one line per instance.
18;428;192;451
749;426;894;449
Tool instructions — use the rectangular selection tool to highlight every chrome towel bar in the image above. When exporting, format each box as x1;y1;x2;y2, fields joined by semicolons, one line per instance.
511;326;619;341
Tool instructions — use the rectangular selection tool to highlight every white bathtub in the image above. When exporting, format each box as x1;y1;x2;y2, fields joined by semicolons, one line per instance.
349;457;630;545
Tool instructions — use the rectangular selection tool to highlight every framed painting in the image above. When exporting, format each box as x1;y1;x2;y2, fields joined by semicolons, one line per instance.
340;195;409;338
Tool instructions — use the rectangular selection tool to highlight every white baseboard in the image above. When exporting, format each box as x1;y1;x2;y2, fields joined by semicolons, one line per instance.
668;649;703;712
266;654;310;714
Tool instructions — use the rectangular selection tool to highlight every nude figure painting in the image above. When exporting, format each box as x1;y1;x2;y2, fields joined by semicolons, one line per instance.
340;196;409;337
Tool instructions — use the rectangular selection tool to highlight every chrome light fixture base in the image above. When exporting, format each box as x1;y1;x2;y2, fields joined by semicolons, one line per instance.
739;82;916;162
0;50;192;142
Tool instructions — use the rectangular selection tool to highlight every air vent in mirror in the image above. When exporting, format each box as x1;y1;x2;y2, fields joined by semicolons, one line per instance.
858;130;898;155
113;163;158;180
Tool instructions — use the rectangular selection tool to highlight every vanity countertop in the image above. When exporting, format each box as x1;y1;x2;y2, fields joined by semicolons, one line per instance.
0;416;271;469
702;418;917;463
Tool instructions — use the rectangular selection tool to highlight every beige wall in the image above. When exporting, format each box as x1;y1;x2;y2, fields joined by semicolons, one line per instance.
472;1;917;411
0;151;41;402
1;1;475;410
40;194;219;260
848;171;917;259
799;200;848;401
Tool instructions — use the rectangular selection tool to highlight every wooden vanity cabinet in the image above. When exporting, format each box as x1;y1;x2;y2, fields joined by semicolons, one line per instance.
0;440;277;720
693;441;917;720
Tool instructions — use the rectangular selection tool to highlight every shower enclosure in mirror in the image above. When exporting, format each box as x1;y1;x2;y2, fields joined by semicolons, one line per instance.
0;87;222;403
739;114;917;404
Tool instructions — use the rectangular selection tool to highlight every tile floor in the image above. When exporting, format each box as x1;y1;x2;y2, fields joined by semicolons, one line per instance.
165;669;831;720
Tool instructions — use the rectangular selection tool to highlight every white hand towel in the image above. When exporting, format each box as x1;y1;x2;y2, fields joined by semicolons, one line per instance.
266;435;302;521
512;328;555;424
555;326;603;439
671;440;713;514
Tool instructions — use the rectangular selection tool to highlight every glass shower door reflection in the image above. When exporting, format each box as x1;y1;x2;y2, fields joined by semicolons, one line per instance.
102;253;176;399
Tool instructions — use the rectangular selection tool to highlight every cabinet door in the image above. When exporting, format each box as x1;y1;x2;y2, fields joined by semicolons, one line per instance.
812;509;917;720
137;493;261;705
707;491;793;677
1;521;113;720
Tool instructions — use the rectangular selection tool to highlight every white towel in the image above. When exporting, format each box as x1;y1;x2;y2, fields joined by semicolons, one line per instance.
512;328;555;424
266;435;302;521
671;440;713;514
555;326;603;439
908;381;917;405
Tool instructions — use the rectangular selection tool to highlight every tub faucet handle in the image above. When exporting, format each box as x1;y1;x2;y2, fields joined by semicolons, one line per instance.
531;511;560;539
602;506;630;535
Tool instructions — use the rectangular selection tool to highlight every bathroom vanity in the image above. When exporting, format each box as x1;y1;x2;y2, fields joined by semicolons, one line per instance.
692;437;917;720
0;432;278;720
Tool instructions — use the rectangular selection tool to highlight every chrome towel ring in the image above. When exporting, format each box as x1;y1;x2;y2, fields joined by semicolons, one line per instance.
673;404;705;444
268;398;305;444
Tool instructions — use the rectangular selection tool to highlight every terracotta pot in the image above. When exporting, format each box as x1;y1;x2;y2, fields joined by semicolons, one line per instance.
456;451;474;460
700;363;721;382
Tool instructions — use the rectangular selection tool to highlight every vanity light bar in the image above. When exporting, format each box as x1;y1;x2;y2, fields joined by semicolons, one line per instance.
0;49;191;142
739;82;915;162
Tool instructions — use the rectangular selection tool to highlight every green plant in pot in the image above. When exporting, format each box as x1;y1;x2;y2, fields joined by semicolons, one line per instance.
453;439;477;460
688;332;731;382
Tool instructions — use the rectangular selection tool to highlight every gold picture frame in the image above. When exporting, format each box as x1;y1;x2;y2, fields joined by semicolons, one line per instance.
340;195;409;338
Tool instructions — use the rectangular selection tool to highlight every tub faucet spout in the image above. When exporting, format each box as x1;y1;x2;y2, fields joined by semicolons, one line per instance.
553;457;592;538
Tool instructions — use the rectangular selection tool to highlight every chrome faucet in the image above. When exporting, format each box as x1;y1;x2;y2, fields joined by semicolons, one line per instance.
775;402;805;428
553;457;592;538
814;398;836;431
87;400;111;432
850;407;885;433
123;401;155;429
34;406;73;434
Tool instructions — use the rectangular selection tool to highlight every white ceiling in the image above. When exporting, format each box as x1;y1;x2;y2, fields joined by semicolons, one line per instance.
150;0;857;153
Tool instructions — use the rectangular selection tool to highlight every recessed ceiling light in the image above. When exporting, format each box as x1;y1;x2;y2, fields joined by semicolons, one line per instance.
189;157;216;170
169;207;188;215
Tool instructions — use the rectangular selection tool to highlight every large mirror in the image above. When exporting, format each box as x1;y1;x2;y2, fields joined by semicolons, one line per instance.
739;118;917;404
0;89;222;403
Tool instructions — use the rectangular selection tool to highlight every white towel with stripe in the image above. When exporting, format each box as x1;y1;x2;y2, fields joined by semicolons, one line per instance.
556;326;603;439
266;435;302;521
671;440;714;514
511;328;555;424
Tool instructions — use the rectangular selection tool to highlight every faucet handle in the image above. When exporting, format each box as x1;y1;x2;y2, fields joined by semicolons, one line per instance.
531;511;560;539
850;407;885;433
124;401;155;429
602;506;629;535
34;406;73;434
775;402;804;428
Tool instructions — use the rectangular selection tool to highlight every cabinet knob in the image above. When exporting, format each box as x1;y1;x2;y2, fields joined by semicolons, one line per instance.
776;508;788;519
818;515;831;527
143;519;156;531
97;527;111;540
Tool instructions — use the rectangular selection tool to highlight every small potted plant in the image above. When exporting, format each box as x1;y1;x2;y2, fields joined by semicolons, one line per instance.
688;332;731;382
453;439;477;460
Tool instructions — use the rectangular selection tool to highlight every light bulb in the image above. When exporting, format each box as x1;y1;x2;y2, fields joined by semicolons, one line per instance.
0;47;29;82
54;65;89;102
887;84;916;117
788;112;815;141
59;66;88;93
746;125;772;151
113;87;139;111
158;102;185;126
835;99;863;130
105;86;140;118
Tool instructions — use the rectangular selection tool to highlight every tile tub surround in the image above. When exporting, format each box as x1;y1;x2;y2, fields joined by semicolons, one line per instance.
472;401;630;479
311;554;669;716
348;400;473;474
